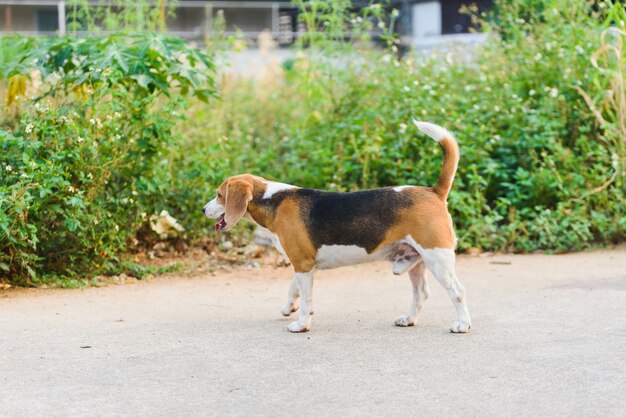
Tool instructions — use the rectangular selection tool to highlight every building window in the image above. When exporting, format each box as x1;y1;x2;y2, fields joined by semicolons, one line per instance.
37;8;59;32
440;0;493;35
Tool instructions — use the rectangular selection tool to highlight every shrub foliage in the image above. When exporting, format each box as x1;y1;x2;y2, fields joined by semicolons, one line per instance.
178;0;625;252
1;0;625;285
1;33;215;284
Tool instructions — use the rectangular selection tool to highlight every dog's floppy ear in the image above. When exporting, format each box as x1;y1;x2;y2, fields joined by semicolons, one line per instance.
224;180;253;228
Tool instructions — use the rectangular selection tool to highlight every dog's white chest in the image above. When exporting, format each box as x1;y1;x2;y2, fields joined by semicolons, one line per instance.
315;245;385;269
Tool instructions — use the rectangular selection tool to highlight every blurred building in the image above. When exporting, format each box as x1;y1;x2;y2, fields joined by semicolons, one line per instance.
0;0;492;48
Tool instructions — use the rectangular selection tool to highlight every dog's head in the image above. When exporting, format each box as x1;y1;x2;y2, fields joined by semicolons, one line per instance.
202;174;263;231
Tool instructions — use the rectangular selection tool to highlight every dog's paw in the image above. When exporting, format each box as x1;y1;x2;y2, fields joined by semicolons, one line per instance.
449;320;471;333
281;304;298;317
288;321;310;333
394;315;415;327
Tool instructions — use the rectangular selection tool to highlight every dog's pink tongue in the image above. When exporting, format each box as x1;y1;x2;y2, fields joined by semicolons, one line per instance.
215;214;226;232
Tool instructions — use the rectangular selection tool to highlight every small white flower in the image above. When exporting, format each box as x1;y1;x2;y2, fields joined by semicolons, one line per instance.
403;86;410;92
550;88;558;97
378;21;385;29
141;212;147;219
132;190;138;196
29;161;36;167
534;53;543;61
494;106;500;112
115;224;119;232
5;165;12;172
391;9;399;17
87;172;93;179
68;186;75;193
93;141;98;147
398;123;407;133
413;81;419;86
529;89;536;96
90;118;96;125
94;219;99;225
77;136;84;143
25;123;33;133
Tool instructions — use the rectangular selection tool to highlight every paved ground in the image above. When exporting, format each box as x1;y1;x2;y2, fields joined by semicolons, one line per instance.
1;247;625;417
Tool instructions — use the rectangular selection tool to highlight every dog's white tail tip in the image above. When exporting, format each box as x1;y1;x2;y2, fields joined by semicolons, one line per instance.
412;119;451;143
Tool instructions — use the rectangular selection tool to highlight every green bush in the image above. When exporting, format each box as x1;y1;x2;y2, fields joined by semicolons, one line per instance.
178;0;625;252
0;33;215;284
1;0;624;286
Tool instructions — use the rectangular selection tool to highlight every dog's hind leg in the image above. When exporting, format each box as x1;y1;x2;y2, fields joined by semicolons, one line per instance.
281;277;300;317
421;248;471;333
394;260;430;327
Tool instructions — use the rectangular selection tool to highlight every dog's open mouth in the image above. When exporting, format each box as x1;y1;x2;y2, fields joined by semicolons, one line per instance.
215;214;227;232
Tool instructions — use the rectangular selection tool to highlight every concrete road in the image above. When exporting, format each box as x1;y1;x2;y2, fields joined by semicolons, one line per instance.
1;247;625;417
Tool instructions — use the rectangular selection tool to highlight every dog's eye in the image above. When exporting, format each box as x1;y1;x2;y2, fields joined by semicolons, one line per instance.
217;192;222;199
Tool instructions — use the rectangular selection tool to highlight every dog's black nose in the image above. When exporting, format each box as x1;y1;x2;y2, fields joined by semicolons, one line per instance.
201;207;206;215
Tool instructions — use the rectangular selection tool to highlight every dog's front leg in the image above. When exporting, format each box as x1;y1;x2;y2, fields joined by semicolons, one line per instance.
281;277;299;316
288;270;314;333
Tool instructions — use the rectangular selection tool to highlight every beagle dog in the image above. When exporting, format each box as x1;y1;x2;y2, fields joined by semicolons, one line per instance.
203;121;471;334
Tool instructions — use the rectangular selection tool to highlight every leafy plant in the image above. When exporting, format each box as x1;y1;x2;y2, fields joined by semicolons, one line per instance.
1;32;215;285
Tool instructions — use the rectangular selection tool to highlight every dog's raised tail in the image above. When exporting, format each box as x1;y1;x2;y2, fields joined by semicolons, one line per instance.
412;119;459;200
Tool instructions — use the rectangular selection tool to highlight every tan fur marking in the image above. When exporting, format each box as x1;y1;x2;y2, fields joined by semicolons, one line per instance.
374;186;456;251
271;198;316;272
433;136;459;200
224;180;253;227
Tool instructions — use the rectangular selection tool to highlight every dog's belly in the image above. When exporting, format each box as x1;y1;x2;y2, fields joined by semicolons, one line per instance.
314;245;388;269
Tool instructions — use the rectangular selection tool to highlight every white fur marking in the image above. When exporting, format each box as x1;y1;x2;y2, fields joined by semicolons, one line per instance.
203;197;224;219
288;270;314;333
402;235;471;332
315;245;386;269
263;181;298;199
412;120;451;143
393;185;412;192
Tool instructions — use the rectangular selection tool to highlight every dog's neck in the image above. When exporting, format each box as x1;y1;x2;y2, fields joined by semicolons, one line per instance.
246;188;294;232
246;203;273;230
